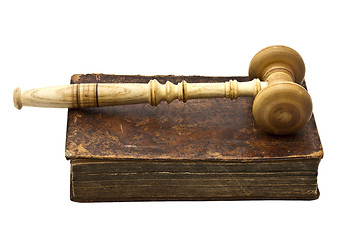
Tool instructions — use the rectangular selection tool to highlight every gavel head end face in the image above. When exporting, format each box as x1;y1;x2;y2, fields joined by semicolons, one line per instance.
249;45;305;84
252;82;312;135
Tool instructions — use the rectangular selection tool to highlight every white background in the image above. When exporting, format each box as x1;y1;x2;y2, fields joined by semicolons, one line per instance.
1;0;359;239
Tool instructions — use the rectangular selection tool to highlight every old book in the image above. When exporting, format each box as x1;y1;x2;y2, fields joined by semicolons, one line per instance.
65;74;323;202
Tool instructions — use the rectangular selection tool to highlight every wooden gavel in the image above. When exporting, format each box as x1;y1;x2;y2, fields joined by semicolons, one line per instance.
13;45;312;135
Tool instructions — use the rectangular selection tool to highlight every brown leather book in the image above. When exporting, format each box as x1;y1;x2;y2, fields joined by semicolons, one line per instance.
66;74;323;202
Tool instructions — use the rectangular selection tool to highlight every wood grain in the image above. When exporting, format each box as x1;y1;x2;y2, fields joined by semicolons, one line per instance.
14;45;312;135
13;79;267;109
249;45;312;135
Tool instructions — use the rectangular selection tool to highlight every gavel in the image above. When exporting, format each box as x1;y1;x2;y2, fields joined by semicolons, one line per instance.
13;45;312;135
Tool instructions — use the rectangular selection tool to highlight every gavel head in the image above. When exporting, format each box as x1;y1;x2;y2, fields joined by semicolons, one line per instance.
249;46;312;135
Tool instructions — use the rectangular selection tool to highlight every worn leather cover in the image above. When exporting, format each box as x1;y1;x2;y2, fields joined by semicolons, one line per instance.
66;74;323;202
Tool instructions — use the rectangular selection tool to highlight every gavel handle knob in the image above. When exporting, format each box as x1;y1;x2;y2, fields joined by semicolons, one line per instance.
13;79;267;110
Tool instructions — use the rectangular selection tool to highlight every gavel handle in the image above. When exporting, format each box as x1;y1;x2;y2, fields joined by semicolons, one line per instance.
13;79;267;110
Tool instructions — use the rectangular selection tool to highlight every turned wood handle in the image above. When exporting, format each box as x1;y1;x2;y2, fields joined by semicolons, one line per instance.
13;79;267;110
